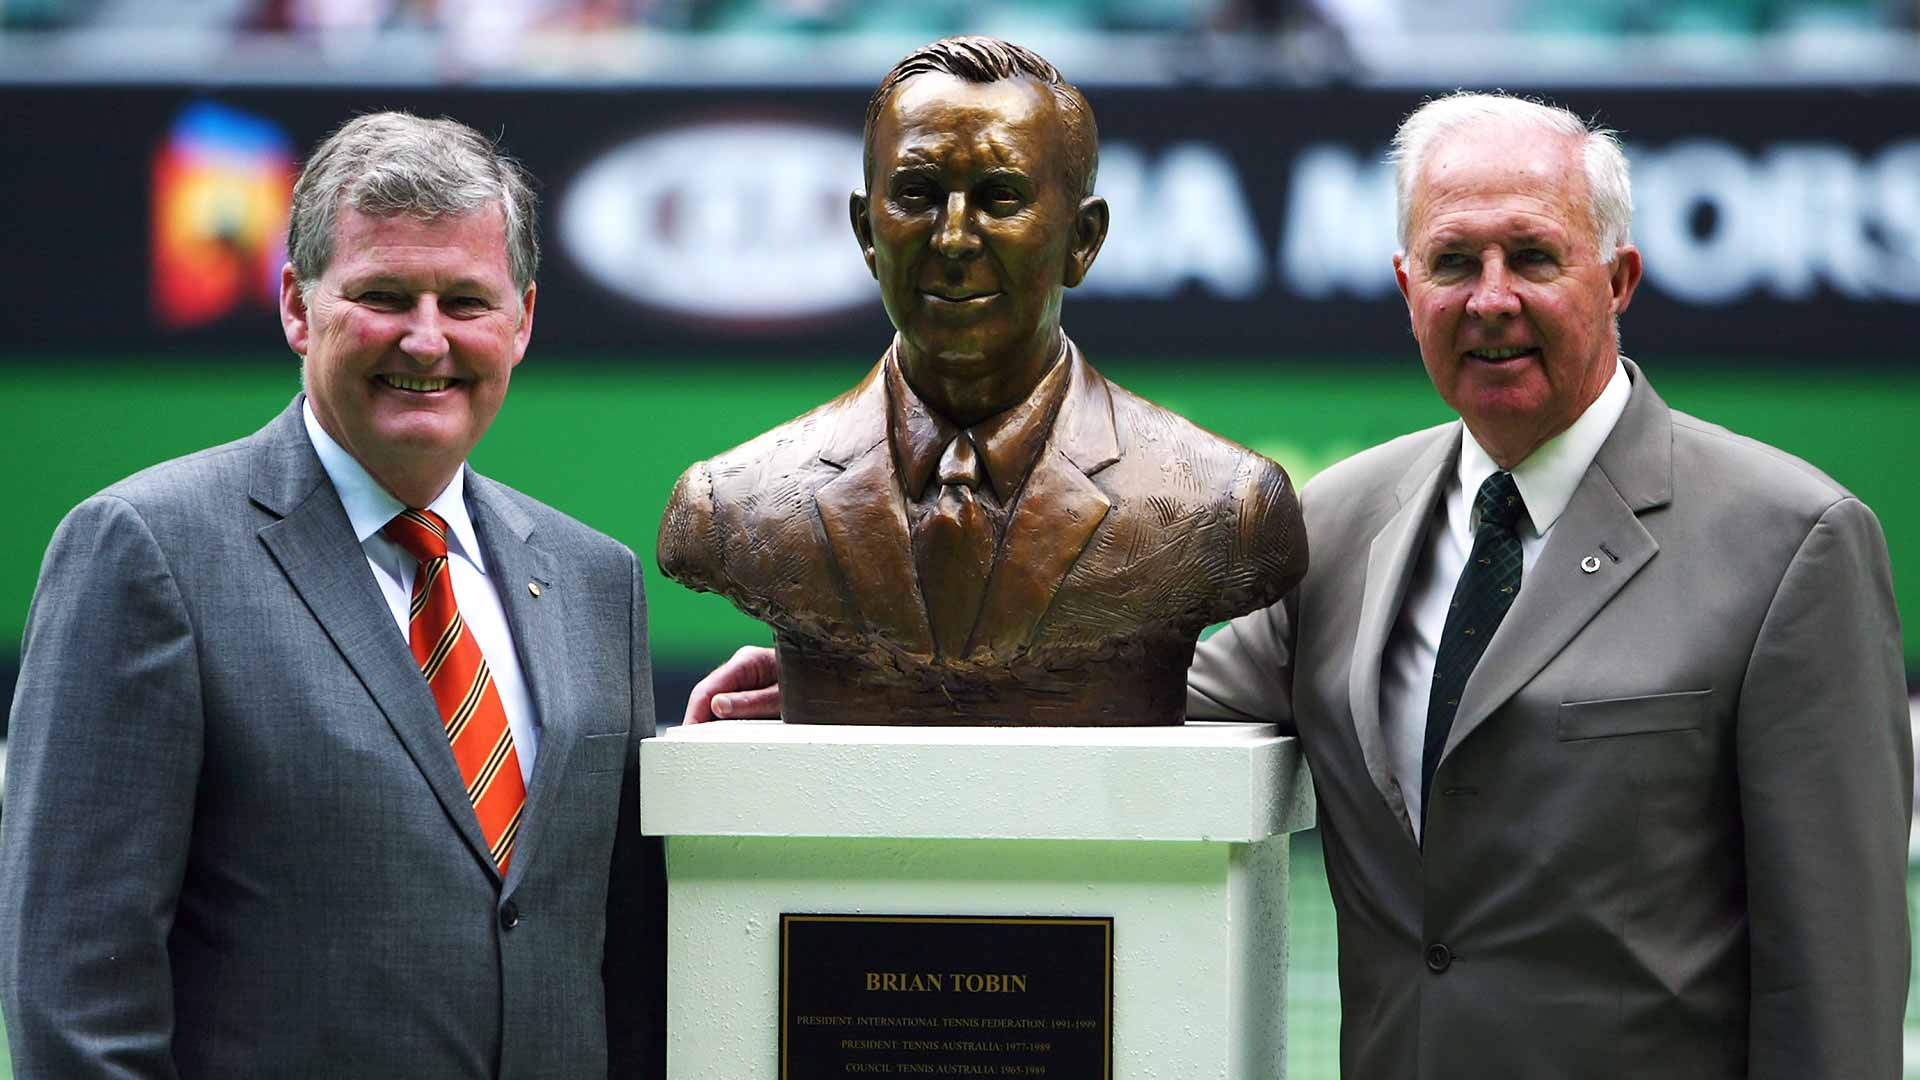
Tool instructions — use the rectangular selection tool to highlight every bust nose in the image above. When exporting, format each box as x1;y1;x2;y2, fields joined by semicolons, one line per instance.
932;191;982;260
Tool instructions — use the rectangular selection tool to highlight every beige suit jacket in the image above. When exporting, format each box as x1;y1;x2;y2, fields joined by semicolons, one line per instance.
1190;361;1910;1078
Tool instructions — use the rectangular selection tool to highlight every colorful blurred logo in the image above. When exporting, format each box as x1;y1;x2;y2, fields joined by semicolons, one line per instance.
152;101;294;330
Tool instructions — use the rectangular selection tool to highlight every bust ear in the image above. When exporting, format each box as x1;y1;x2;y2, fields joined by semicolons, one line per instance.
1063;196;1109;289
849;190;878;279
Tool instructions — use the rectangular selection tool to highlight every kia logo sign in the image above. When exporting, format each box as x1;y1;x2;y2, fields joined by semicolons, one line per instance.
559;121;872;329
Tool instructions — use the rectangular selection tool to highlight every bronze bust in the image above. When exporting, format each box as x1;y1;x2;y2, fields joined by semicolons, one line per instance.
659;37;1306;725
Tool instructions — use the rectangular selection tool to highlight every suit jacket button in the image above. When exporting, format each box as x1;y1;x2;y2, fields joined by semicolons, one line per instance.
1424;943;1452;972
500;901;521;930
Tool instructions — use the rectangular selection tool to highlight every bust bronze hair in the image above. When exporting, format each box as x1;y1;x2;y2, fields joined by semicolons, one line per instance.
659;36;1306;725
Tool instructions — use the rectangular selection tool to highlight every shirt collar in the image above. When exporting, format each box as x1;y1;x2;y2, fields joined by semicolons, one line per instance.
884;340;1071;504
301;397;487;573
1454;357;1631;537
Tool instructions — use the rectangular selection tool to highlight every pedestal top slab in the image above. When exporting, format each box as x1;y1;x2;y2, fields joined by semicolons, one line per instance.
640;719;1313;843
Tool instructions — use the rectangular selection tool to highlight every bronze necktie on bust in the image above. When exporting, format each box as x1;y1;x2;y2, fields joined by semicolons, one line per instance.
384;508;527;875
913;432;995;659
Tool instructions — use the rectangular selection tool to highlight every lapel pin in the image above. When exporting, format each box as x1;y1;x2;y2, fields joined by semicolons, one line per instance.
1580;555;1601;574
528;581;543;597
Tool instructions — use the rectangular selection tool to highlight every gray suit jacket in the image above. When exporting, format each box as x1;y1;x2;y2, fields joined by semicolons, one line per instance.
1190;361;1910;1079
0;398;666;1078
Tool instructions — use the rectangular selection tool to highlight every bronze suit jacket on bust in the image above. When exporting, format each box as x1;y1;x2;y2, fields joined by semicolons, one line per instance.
662;337;1305;723
1189;360;1911;1079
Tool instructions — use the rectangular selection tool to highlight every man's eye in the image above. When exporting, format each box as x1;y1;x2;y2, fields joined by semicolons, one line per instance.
358;291;406;308
1432;253;1471;272
893;184;933;207
1514;248;1553;266
446;296;489;312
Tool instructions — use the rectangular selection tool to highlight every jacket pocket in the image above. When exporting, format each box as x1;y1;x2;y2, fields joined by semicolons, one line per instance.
580;729;631;773
1556;689;1711;741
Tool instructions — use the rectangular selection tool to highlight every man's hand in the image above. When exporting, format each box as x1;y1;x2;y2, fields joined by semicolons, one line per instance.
682;645;782;724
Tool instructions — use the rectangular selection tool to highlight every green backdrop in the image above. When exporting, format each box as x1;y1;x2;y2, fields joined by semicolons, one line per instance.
0;355;1915;1078
2;355;1914;684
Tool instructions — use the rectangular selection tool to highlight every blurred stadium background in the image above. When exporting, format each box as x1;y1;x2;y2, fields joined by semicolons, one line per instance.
2;0;1918;1075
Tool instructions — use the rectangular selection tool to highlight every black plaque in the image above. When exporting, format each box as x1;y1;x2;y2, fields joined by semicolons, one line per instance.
780;913;1114;1080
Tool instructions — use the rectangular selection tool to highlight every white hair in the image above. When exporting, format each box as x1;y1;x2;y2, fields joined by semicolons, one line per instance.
1387;91;1633;263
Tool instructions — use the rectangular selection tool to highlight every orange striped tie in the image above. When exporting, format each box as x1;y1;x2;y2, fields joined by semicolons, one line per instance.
384;508;526;875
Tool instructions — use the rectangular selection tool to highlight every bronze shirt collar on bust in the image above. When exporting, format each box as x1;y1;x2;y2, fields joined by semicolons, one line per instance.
883;340;1072;505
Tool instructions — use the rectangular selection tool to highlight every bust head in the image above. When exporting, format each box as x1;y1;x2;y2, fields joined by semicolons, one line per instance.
851;37;1109;428
658;40;1304;726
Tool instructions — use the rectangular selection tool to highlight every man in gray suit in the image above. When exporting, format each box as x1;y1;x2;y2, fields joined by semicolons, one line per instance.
0;112;663;1077
1187;93;1911;1077
692;92;1912;1077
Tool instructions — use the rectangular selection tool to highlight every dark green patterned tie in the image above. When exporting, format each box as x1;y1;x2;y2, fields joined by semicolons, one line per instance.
1423;471;1526;821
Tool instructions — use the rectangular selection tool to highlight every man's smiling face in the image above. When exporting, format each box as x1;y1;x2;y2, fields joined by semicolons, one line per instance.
1393;122;1641;468
282;202;535;506
855;72;1099;422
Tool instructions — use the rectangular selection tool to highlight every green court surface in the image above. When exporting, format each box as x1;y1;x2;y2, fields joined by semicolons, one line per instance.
4;831;1920;1076
0;355;1915;1073
2;355;1917;677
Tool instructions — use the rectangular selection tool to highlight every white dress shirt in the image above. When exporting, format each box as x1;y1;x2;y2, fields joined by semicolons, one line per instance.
303;401;539;781
1379;359;1631;839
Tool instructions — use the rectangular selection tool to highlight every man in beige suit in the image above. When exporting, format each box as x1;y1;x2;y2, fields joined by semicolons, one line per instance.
695;91;1912;1077
1186;93;1911;1076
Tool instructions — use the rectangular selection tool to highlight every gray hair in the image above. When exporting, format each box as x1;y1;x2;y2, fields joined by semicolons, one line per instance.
1388;92;1632;263
287;111;539;296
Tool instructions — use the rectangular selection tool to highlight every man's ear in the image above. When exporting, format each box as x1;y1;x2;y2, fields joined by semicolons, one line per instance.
1063;195;1109;289
1392;251;1424;338
511;282;537;367
849;191;877;279
1609;244;1644;315
279;263;310;357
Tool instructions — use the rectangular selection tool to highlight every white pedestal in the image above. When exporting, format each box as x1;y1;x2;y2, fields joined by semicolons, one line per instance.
640;720;1314;1080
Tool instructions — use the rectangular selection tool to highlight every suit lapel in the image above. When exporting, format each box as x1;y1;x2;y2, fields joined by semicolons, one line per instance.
1444;363;1673;760
250;399;498;875
815;357;935;653
969;346;1115;657
1348;431;1455;833
970;450;1110;657
467;476;567;891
